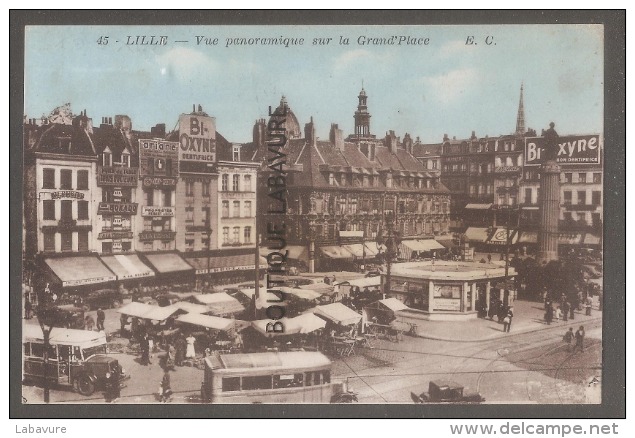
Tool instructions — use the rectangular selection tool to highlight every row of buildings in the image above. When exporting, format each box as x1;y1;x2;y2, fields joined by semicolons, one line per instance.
22;86;602;299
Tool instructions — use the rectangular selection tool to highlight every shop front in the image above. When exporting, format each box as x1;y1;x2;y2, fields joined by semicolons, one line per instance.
141;252;195;289
186;251;267;288
382;261;516;321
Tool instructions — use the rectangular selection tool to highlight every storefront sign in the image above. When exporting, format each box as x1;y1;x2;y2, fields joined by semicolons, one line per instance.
138;231;176;241
97;202;138;215
96;166;138;186
495;166;521;173
524;134;601;166
51;191;84;199
98;231;133;240
63;276;114;287
141;176;178;188
142;206;175;217
178;114;216;167
139;139;180;177
433;299;461;311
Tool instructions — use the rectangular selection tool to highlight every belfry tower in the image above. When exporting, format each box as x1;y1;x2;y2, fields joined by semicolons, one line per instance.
354;86;371;137
515;83;526;136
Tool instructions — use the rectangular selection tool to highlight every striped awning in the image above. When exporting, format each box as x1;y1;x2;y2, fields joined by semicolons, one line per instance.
144;253;193;274
45;256;116;287
320;246;354;259
100;254;154;280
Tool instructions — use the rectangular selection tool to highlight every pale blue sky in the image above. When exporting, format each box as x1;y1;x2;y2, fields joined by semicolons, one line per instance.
24;25;603;143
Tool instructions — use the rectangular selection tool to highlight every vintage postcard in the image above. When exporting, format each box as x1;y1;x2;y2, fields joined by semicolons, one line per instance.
14;13;623;417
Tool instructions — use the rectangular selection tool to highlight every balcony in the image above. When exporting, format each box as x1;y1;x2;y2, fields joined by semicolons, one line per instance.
563;203;600;212
186;225;213;232
138;231;176;241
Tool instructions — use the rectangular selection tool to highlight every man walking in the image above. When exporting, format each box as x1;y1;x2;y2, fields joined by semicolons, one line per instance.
574;326;585;353
563;327;574;352
96;308;106;332
505;306;514;332
561;300;570;322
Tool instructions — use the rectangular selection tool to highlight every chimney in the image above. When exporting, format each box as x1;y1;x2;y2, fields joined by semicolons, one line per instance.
253;119;266;148
304;116;316;147
443;133;449;142
471;130;477;140
385;130;397;153
115;115;132;132
453;136;456;140
330;123;344;151
193;104;196;113
198;104;203;113
151;123;166;138
403;133;413;154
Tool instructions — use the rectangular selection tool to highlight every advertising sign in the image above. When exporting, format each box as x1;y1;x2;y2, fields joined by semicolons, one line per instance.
96;166;138;186
142;206;175;217
141;176;178;188
178;114;216;173
139;139;179;177
524;134;601;166
97;202;138;215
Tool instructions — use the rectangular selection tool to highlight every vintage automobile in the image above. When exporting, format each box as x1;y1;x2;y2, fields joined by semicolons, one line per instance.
50;305;86;330
71;289;125;311
411;380;485;404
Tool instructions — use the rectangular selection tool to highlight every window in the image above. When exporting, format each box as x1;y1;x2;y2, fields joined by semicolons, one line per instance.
221;377;241;392
202;181;210;197
578;173;587;183
564;173;572;183
244;227;251;243
432;160;437;169
221;174;229;191
222;201;229;218
243;175;252;191
185;206;194;222
563;191;572;204
592;191;601;205
593;173;602;183
43;232;55;251
222;227;229;244
43;168;55;189
77;170;89;190
233;201;240;218
186;181;194;197
60;169;72;190
143;242;153;251
525;188;532;204
103;152;112;167
78;231;89;252
144;189;153;206
242;375;273;391
273;374;303;389
121;242;131;252
185;239;194;250
121;153;130;167
43;200;55;220
349;200;357;214
563;212;573;222
201;237;209;248
61;200;73;221
78;201;89;220
329;173;335;186
163;190;172;206
244;201;251;217
202;207;210;226
61;232;73;252
577;191;586;205
232;174;240;191
102;242;113;253
143;218;152;231
233;227;240;243
233;145;240;161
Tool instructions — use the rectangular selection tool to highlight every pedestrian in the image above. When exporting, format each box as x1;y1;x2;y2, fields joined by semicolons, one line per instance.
324;275;330;285
186;334;196;359
545;302;553;325
561;300;570;322
141;333;150;365
502;314;510;332
120;313;128;334
175;334;187;366
574;326;585;353
148;334;154;363
160;368;172;403
24;297;32;320
332;275;336;285
563;327;574;352
487;253;492;263
585;297;593;316
505;307;514;332
569;296;577;320
104;367;121;403
554;306;562;322
85;314;95;331
166;344;176;369
96;308;106;331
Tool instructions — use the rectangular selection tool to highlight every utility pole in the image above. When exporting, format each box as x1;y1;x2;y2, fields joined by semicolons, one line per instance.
377;211;401;298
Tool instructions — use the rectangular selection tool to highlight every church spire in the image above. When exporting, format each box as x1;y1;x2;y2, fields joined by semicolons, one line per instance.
515;83;526;136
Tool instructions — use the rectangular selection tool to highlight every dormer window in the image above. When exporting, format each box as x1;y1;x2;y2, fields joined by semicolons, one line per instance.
121;150;130;167
102;147;112;167
233;145;241;161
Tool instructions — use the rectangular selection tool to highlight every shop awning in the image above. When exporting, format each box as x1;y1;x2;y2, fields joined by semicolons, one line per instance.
286;245;309;262
193;292;245;315
465;227;489;243
100;254;154;280
519;231;538;243
583;234;602;245
488;228;519;245
320;246;354;259
435;237;456;249
310;302;361;326
144;253;193;274
176;313;235;332
44;256;116;287
465;203;493;210
363;243;380;256
378;298;410;312
341;244;367;258
558;233;583;245
185;254;266;275
400;239;445;258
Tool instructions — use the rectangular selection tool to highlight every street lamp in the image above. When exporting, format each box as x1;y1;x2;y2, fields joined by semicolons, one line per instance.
34;290;60;403
376;211;401;298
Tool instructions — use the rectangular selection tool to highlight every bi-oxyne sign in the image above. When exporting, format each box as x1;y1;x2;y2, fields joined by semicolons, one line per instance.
524;134;601;166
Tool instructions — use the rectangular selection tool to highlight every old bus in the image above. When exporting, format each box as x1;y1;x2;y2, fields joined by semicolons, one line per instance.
22;324;128;396
200;351;354;403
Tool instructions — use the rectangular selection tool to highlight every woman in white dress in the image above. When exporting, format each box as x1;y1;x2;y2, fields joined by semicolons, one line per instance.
185;334;196;359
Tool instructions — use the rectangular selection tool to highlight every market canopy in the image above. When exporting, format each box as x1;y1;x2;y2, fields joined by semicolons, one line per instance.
346;277;381;289
99;254;154;280
116;302;182;321
275;286;322;301
117;302;155;319
176;313;235;332
378;298;410;312
171;302;210;314
44;256;116;287
310;303;361;326
193;292;245;315
251;313;327;337
143;253;193;274
320;246;354;259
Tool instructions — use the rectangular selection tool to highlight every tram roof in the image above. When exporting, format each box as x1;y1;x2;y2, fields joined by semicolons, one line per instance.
206;351;331;372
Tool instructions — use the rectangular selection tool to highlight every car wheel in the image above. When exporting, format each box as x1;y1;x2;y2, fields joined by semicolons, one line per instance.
112;300;121;309
76;375;95;396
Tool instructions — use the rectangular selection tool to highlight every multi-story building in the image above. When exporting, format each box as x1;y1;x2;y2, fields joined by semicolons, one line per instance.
246;91;451;272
